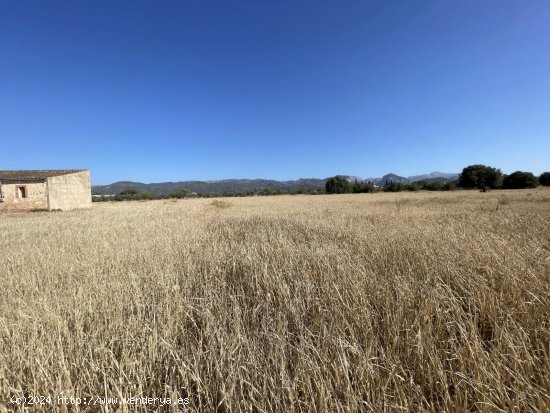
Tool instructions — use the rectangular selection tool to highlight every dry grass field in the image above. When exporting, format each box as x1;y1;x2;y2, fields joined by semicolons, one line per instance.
1;189;549;412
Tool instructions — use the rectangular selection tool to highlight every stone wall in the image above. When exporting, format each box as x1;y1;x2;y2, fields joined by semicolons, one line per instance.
0;182;48;212
47;170;92;211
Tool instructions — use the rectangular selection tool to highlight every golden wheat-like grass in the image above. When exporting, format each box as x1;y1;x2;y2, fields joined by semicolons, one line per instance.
1;189;549;412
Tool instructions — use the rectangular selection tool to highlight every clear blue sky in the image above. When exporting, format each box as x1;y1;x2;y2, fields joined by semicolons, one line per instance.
1;1;549;184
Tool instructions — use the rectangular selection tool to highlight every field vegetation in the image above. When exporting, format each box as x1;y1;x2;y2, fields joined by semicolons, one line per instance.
1;189;549;412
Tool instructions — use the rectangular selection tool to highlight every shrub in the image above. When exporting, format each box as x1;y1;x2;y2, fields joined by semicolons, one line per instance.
211;199;232;209
169;187;190;199
442;182;458;191
352;181;375;193
405;183;420;191
384;182;405;192
539;172;550;186
503;171;539;189
119;188;140;196
425;181;444;191
115;189;154;201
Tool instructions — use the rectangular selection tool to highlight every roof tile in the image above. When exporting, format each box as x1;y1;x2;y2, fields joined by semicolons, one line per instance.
0;170;86;183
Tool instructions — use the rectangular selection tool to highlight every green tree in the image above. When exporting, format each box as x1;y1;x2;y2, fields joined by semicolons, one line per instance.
352;181;375;193
169;187;190;198
383;182;405;192
426;181;444;191
325;176;351;194
458;164;503;189
116;188;154;201
503;171;539;189
442;182;457;191
539;172;550;186
119;188;140;196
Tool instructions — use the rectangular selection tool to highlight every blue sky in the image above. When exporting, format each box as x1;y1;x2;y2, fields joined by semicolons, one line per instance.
1;1;549;184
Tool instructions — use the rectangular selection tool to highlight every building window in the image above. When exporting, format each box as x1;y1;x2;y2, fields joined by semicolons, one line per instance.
16;186;27;198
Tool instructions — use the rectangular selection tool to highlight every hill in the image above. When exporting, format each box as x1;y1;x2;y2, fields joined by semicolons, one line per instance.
92;178;327;195
92;172;459;195
367;172;459;186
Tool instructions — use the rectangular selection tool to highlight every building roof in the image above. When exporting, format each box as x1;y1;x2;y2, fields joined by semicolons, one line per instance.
0;170;86;183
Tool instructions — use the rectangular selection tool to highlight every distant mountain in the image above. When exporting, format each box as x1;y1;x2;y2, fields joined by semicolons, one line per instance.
342;175;364;183
92;178;327;195
367;172;458;186
407;172;459;182
371;173;409;186
92;172;459;195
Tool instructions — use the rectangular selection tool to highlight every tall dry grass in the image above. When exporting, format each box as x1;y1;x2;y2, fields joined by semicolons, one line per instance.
1;189;549;412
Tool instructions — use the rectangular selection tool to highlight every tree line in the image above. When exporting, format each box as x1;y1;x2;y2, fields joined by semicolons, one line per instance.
325;166;550;194
92;186;325;202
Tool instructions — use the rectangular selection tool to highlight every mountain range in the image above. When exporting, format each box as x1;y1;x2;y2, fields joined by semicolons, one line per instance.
92;172;458;195
367;172;459;186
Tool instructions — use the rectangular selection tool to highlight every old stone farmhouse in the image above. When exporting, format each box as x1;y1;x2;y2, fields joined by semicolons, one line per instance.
0;170;92;212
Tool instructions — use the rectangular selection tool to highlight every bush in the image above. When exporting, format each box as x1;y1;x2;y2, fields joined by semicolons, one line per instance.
425;181;444;191
352;181;375;193
115;189;154;201
503;171;539;189
442;182;457;191
405;183;420;191
119;189;140;196
539;172;550;186
169;187;190;199
411;180;457;191
384;182;405;192
211;199;232;209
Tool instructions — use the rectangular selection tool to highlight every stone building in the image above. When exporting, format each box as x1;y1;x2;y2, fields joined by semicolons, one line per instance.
0;170;92;212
